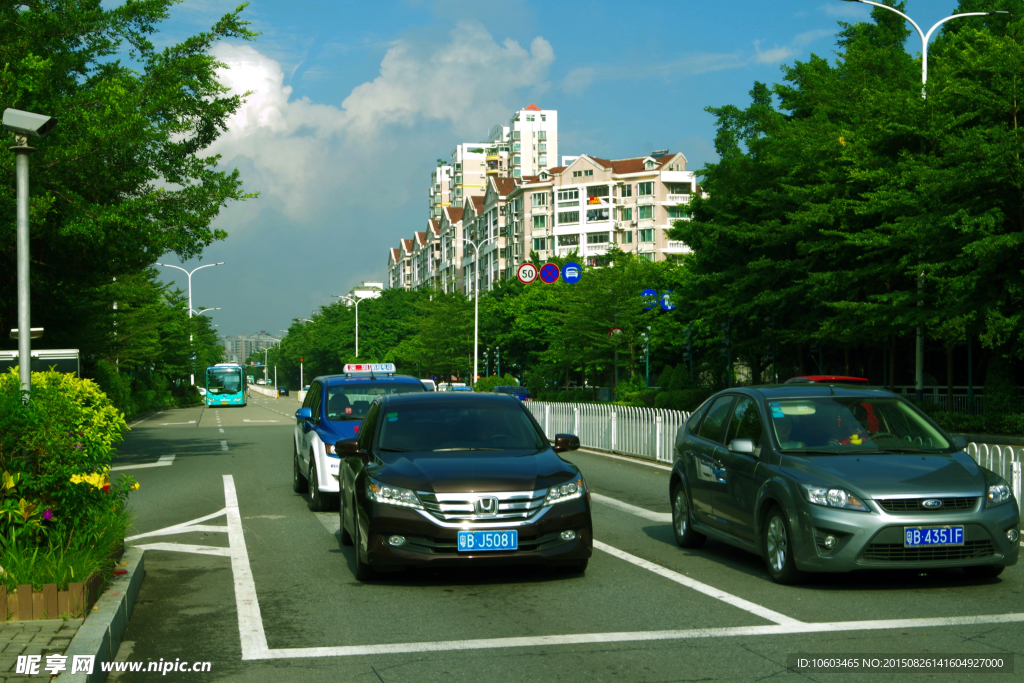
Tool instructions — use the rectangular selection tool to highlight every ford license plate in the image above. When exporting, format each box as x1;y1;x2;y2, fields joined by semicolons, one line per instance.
457;530;517;552
904;525;964;547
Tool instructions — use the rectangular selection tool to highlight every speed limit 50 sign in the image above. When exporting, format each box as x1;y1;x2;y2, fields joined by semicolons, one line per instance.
517;262;538;284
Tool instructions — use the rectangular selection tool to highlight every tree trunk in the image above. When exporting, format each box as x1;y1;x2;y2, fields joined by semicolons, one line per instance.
888;335;897;392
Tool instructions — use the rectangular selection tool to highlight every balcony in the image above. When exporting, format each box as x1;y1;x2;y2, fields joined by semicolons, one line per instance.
662;240;691;254
637;195;655;205
665;194;691;204
585;243;610;256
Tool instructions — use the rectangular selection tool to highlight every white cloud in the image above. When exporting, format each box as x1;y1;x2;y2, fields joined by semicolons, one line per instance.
753;41;797;65
207;22;555;219
820;2;872;19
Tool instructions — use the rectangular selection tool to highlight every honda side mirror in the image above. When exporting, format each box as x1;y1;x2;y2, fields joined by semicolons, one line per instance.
729;438;754;454
336;438;369;463
296;408;312;420
553;434;580;453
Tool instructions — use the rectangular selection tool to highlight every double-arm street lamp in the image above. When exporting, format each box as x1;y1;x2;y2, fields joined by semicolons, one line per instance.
460;235;497;386
156;261;224;385
333;295;364;357
839;1;1009;402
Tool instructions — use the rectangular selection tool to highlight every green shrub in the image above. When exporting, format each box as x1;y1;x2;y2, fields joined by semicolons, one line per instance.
473;374;519;394
654;389;714;412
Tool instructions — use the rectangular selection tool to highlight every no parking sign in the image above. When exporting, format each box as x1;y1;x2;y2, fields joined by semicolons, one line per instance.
539;263;561;284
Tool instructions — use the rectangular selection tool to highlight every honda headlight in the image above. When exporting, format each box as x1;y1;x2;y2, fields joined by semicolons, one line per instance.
802;484;869;511
544;478;585;506
366;478;423;509
986;479;1012;508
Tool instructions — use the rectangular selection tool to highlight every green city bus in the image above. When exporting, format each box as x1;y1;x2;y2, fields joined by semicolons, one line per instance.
206;364;247;407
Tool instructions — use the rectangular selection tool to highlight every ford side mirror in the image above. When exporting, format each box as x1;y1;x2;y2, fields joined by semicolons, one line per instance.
729;438;754;454
553;434;580;453
296;407;312;420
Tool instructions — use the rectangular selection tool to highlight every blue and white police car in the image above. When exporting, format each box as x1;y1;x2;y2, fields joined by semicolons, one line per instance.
292;364;425;511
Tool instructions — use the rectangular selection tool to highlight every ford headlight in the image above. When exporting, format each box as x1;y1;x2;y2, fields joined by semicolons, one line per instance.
986;480;1012;508
366;478;423;509
544;478;585;506
802;484;869;511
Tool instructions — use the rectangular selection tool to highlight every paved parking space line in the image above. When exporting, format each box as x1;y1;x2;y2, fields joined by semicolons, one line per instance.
159;420;196;426
131;542;232;557
579;448;672;471
111;455;176;472
594;540;802;625
221;440;229;451
315;512;340;535
591;492;671;522
220;428;225;433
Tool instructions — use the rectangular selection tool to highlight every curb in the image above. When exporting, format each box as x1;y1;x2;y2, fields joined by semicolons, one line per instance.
54;548;145;683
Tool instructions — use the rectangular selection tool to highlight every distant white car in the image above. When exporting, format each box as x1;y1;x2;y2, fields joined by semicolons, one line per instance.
197;387;207;396
257;379;266;385
420;379;437;391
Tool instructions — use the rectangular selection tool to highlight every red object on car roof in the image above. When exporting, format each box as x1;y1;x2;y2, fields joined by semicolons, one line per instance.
784;375;870;386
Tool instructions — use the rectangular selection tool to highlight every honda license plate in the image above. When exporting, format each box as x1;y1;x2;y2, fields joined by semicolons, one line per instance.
904;525;964;547
457;530;517;552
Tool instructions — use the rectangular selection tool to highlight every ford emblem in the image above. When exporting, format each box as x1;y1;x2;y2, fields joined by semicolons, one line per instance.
921;499;943;509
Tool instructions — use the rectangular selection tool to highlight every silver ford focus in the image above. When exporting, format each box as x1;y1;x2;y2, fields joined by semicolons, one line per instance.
669;385;1020;584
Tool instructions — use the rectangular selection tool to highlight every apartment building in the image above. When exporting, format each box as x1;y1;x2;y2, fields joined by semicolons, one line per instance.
506;152;698;266
224;331;280;363
387;238;414;290
449;143;489;209
437;205;465;293
410;231;428;289
428;164;453;221
488;104;558;179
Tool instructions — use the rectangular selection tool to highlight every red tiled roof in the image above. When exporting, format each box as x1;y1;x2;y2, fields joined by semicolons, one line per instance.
415;231;426;246
401;238;413;251
428;220;440;236
445;206;464;222
470;196;484;211
545;167;565;174
390;247;399;261
492;177;516;196
524;103;541;111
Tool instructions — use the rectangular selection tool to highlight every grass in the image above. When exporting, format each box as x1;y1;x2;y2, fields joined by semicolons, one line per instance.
1;505;134;592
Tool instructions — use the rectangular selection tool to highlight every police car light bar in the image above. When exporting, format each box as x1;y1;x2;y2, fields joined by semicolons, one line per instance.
343;363;396;374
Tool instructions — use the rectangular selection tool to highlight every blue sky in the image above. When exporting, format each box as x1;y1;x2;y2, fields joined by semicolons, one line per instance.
145;0;966;340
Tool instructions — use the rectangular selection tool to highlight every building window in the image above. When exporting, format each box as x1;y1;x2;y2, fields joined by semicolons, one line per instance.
668;206;690;218
572;170;581;178
620;184;632;197
639;205;654;220
513;143;521;152
532;193;547;206
513;169;521;177
558;211;580;224
586;185;609;199
541;114;546;121
557;234;579;246
586;232;610;244
513;156;521;165
619;230;633;244
639;228;655;242
621;207;633;221
538;131;547;140
586;208;609;222
538;143;547;152
533;215;547;229
512;131;521;140
455;163;462;171
455;175;462;184
533;238;546;251
538;156;547;166
557;189;579;202
638;181;654;195
526;115;535;121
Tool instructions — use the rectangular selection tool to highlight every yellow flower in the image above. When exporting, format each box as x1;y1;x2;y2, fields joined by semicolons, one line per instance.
131;482;140;490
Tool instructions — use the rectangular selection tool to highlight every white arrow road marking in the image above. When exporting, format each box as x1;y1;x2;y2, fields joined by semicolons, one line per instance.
111;455;176;472
159;421;196;425
242;420;279;423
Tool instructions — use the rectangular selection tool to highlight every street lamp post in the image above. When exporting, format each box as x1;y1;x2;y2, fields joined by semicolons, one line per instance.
4;108;58;396
333;295;363;358
156;261;224;385
459;235;497;387
838;0;1009;402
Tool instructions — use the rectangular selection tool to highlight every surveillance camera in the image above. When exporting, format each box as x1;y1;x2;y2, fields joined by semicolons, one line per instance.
2;109;58;138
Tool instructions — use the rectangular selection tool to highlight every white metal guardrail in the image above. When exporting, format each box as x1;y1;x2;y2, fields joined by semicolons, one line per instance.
248;385;278;398
527;401;1024;522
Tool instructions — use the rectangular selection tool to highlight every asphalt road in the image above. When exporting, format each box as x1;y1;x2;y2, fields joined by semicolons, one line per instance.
107;394;1024;682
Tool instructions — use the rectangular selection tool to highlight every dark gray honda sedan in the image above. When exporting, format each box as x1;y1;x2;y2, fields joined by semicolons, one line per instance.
669;385;1020;584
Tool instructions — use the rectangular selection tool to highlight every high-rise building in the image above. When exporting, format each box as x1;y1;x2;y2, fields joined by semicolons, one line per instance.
224;331;280;363
490;104;558;179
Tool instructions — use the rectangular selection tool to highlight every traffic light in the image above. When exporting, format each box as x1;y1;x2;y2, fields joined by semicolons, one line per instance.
720;318;732;358
682;325;693;361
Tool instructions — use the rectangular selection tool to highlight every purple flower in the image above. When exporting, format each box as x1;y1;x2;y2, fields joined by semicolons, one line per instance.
42;509;54;521
73;443;84;450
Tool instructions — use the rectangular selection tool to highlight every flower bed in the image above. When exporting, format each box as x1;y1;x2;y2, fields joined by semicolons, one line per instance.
0;369;137;611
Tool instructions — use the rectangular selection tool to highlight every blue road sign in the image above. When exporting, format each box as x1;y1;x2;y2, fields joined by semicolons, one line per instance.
660;290;676;311
563;262;582;284
539;263;561;284
641;288;658;309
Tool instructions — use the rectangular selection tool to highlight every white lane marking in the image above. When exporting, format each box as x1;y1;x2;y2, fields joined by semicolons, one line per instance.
111;455;176;472
243;419;279;423
223;475;271;657
159;420;197;426
219;428;225;433
578;448;672;471
594;540;802;626
130;524;228;538
221;440;229;451
248;613;1024;660
127;508;230;542
128;413;157;428
315;512;340;536
591;492;671;523
131;542;232;557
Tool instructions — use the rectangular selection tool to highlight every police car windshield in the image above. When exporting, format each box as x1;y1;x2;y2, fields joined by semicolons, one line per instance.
326;382;424;421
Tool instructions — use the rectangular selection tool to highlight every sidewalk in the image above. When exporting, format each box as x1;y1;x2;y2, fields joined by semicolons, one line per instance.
0;619;84;680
